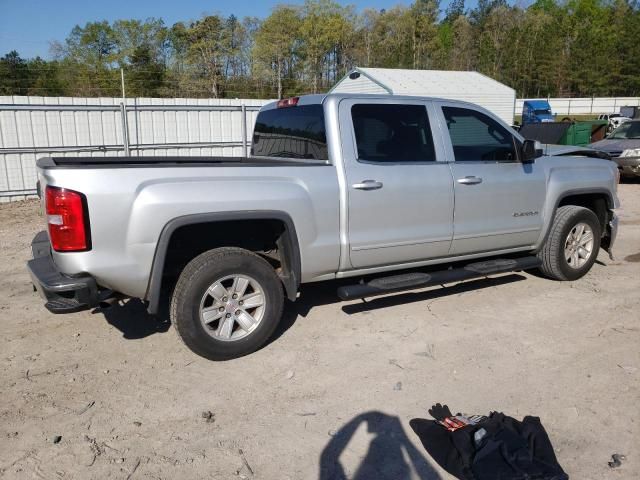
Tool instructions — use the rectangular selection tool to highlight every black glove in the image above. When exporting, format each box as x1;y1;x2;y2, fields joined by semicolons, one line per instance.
429;403;453;422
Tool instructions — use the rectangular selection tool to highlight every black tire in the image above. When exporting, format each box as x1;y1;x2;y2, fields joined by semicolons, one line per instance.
170;247;284;361
537;205;601;281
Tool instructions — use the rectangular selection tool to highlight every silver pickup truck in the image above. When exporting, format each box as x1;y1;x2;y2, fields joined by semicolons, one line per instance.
28;93;620;360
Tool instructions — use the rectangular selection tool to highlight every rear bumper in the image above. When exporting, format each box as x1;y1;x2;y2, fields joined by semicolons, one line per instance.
27;231;105;313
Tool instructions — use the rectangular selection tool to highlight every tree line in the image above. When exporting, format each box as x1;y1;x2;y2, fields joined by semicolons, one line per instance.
1;0;639;99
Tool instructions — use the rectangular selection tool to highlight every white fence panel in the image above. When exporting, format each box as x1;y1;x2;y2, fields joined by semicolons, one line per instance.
0;96;271;202
517;96;640;116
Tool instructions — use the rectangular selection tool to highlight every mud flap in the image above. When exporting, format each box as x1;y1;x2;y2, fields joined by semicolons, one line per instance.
602;212;619;261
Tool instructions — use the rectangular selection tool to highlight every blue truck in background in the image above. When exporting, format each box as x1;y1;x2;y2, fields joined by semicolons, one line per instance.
522;100;555;124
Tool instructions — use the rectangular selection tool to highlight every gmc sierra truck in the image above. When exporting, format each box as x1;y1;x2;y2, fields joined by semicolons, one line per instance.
28;94;620;360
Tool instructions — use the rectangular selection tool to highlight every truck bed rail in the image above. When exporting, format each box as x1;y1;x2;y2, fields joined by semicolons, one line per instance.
37;156;330;169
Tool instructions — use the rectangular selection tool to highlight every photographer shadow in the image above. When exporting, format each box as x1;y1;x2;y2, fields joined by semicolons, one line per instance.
319;411;441;480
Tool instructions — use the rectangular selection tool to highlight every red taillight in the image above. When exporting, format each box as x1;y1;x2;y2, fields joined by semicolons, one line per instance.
45;186;90;251
277;97;299;108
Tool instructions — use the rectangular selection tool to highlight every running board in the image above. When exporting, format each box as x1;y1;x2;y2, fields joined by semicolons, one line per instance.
337;256;541;301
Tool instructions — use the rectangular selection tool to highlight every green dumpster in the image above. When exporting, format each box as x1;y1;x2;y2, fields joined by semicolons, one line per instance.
559;120;608;146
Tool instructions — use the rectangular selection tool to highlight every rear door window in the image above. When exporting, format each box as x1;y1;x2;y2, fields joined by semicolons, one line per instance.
251;105;328;160
442;106;518;162
351;104;436;162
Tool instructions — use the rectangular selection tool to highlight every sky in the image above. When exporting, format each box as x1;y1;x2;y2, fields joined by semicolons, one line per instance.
0;0;443;59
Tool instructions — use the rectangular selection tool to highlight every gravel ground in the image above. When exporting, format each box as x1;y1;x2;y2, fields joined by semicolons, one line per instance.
1;183;639;480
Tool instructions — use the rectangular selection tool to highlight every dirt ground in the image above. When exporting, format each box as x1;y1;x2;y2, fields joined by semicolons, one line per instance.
1;184;639;480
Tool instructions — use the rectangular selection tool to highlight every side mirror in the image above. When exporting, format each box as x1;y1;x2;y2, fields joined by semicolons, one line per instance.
521;139;543;163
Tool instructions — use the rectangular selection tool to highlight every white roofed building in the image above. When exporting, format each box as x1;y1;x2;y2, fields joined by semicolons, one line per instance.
331;67;516;125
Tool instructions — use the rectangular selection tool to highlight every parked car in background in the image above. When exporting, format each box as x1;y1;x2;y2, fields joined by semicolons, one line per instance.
597;113;632;133
590;120;640;178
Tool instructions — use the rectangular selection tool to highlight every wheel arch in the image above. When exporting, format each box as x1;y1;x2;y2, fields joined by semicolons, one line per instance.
145;211;301;314
557;190;612;230
537;188;615;251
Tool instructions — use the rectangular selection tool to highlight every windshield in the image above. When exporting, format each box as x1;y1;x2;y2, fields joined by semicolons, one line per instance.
534;109;552;115
608;121;640;139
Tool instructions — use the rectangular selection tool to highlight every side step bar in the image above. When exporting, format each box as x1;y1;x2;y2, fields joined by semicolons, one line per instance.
337;256;541;301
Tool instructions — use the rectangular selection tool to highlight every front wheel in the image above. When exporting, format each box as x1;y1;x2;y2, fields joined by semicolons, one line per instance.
170;247;284;360
537;205;601;281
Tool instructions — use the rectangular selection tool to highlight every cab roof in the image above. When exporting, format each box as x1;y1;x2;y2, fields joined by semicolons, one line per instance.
260;92;486;111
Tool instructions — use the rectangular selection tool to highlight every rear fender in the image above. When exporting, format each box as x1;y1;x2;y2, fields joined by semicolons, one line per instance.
145;211;301;314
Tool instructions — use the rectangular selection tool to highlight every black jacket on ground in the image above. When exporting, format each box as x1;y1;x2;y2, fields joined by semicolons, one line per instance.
410;412;568;480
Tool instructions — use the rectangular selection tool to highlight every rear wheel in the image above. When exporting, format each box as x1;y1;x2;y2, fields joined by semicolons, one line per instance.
170;247;284;360
537;205;601;281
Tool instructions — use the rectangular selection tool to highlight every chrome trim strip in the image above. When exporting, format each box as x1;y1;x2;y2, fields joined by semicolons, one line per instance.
453;227;541;240
352;238;452;251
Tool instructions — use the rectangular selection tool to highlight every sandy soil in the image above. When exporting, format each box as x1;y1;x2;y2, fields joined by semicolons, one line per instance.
1;184;639;480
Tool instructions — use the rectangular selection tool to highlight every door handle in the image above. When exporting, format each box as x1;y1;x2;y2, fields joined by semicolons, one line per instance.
352;180;383;190
457;176;483;185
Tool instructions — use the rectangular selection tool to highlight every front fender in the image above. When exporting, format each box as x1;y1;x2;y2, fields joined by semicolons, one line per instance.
534;159;619;250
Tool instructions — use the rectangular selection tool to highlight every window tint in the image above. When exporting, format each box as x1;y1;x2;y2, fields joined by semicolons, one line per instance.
443;107;518;162
252;105;328;160
351;104;436;162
